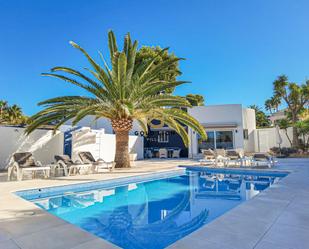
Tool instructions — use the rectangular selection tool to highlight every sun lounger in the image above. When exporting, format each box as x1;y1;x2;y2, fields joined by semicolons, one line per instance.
252;153;275;168
199;149;216;165
225;150;242;167
54;155;91;176
78;151;113;173
199;149;228;167
201;149;216;160
8;152;50;181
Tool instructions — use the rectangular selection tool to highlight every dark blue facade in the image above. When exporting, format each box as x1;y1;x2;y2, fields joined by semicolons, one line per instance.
143;128;188;157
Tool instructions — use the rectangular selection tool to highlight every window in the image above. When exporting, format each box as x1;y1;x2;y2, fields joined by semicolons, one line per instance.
216;131;233;149
243;129;249;140
158;131;169;143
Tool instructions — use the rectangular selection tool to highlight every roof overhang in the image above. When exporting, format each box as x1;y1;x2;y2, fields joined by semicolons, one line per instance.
201;122;238;129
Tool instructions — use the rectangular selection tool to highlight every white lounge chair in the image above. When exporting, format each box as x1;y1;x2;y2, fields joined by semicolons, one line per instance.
252;153;275;168
78;151;114;173
199;149;216;165
225;150;242;167
55;155;91;176
172;149;181;158
159;148;168;158
8;152;50;181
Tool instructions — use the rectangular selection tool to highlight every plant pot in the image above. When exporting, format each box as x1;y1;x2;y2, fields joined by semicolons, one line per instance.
129;153;137;161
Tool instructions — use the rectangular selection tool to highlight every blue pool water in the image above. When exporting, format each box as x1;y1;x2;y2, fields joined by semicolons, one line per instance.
17;169;287;249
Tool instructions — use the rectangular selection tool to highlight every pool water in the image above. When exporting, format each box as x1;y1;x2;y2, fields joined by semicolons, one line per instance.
18;169;287;249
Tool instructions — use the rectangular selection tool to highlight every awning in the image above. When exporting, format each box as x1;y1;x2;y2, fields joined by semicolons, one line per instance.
201;122;238;129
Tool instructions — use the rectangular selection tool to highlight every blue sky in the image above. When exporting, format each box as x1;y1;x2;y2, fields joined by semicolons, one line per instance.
1;0;308;115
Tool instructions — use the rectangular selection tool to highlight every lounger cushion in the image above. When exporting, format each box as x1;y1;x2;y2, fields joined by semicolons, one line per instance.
226;150;241;159
79;152;96;164
253;153;271;160
202;149;215;156
13;152;37;168
55;155;74;165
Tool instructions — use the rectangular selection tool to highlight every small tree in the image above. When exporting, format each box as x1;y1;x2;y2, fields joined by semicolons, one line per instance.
277;118;292;147
269;75;309;147
249;105;271;128
295;119;309;150
135;46;181;94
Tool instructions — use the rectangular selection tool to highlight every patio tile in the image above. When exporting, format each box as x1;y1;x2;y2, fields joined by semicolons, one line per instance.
168;236;237;249
254;240;293;249
70;238;120;249
276;208;309;230
14;223;95;249
226;198;287;223
206;213;272;238
188;226;259;249
0;239;21;249
1;211;65;238
262;223;309;249
0;228;12;242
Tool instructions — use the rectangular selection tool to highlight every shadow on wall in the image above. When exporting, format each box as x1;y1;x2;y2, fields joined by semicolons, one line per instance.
0;126;64;169
72;128;144;162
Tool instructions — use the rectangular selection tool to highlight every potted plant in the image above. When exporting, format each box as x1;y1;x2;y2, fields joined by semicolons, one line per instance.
129;149;138;161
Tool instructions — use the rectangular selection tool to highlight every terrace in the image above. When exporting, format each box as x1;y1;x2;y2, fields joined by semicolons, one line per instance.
0;158;308;249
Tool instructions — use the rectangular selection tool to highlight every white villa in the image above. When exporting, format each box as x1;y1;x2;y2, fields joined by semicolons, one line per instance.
0;104;294;169
188;104;256;158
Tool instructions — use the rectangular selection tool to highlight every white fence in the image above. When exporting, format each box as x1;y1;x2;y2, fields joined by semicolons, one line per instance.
71;128;144;162
0;126;64;169
254;127;293;152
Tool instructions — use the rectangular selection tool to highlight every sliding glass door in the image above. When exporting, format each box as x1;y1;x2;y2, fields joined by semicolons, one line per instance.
198;131;215;151
198;130;234;152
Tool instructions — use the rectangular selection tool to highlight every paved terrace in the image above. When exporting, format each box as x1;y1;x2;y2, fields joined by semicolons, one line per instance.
0;158;308;249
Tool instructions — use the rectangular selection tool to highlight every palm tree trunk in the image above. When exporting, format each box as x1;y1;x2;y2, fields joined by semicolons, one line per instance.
291;114;300;148
285;129;293;147
111;118;133;168
114;130;130;168
292;126;299;148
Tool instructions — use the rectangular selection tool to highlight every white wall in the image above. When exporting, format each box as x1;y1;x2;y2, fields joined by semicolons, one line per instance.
254;127;293;152
72;128;144;162
0;126;64;169
188;104;246;157
242;108;256;152
66;116;141;135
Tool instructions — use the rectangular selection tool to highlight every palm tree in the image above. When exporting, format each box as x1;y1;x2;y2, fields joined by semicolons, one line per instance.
0;100;8;123
185;94;204;106
265;96;281;114
26;31;207;168
265;99;273;114
7;104;23;124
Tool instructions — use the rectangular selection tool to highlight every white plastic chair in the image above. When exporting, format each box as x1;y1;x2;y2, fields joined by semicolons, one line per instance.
159;148;168;158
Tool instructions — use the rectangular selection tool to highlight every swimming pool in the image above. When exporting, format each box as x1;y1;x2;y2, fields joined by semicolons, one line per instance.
17;169;288;249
